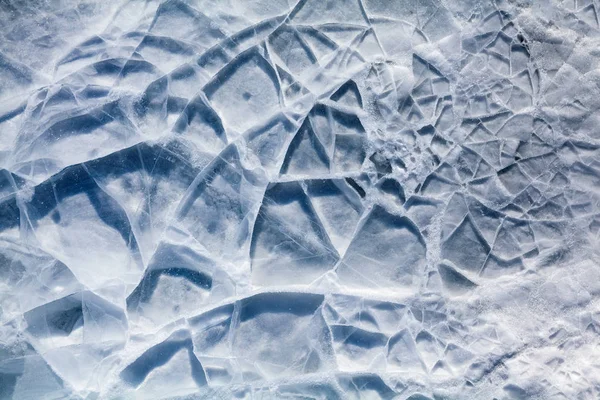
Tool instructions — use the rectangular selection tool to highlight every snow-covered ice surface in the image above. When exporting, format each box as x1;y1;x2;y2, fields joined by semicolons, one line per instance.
1;0;600;398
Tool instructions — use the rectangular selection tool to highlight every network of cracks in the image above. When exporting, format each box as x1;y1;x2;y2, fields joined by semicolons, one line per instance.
1;0;600;398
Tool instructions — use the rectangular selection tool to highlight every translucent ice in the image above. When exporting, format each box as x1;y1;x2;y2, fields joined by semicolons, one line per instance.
1;0;600;398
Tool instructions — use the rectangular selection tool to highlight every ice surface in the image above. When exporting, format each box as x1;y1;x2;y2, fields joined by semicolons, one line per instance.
1;0;600;398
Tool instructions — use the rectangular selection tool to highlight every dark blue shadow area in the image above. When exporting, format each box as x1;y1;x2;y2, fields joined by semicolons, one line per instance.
280;118;330;175
203;47;280;99
378;178;405;204
24;291;126;338
239;292;324;322
338;374;397;399
120;329;206;387
26;164;141;260
127;242;213;309
331;325;388;349
330;80;363;108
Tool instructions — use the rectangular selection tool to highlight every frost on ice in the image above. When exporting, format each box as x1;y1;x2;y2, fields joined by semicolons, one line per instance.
1;0;600;398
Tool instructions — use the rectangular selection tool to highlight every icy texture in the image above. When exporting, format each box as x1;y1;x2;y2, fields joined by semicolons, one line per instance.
1;0;600;398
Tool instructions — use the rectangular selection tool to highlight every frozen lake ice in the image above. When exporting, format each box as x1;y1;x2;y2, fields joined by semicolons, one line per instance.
1;0;600;398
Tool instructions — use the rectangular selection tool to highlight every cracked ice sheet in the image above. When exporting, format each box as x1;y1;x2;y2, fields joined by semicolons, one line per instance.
2;0;600;399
